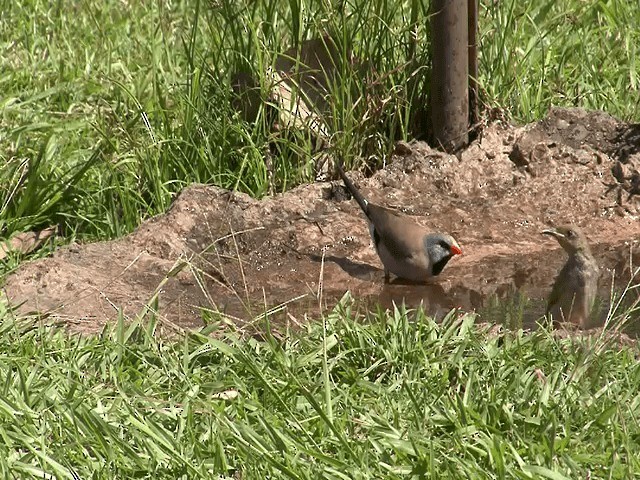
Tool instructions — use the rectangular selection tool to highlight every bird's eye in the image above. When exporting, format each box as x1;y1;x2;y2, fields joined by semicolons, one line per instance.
567;230;576;238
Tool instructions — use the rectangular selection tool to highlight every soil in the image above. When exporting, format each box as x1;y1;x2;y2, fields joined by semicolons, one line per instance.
4;107;640;335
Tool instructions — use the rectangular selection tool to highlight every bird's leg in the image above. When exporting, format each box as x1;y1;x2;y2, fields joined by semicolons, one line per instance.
384;269;390;284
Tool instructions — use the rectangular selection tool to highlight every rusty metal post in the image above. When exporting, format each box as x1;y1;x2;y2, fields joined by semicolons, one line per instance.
468;0;479;130
430;0;469;152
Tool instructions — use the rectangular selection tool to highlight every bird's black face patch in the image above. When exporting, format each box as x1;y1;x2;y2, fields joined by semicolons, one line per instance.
424;235;456;276
439;240;451;251
431;256;453;276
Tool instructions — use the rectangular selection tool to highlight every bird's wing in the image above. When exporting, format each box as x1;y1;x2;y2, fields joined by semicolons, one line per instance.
547;261;579;310
366;204;428;263
546;277;567;313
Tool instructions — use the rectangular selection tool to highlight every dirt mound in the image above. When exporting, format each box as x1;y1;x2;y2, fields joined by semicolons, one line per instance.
4;107;640;334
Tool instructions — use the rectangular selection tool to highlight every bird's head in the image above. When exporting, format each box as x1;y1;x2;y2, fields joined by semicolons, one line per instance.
424;233;463;276
542;225;591;255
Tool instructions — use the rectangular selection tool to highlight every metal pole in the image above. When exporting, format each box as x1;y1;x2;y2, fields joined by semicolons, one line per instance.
430;0;469;152
468;0;479;131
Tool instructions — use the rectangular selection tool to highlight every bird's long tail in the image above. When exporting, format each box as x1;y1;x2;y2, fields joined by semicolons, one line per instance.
336;161;369;216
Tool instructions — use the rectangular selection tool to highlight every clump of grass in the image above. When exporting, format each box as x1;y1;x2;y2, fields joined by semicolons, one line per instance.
2;0;639;246
0;294;638;478
480;0;640;122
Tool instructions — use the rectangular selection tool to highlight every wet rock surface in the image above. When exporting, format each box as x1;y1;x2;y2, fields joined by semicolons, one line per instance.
4;107;640;334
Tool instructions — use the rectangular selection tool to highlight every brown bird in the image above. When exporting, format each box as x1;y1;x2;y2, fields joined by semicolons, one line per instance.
542;225;600;328
336;163;462;283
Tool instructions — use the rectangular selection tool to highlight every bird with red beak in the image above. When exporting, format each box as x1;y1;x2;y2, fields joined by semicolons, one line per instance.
542;225;600;328
337;163;462;283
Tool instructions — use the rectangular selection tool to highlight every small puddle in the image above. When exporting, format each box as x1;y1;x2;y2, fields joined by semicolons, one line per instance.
203;240;640;337
200;279;639;337
372;281;549;329
372;282;632;332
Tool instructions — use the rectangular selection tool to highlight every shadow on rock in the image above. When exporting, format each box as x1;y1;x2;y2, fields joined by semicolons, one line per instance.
308;253;382;281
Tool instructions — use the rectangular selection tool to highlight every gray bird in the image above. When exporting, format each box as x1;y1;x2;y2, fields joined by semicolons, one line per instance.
336;163;462;283
542;225;600;328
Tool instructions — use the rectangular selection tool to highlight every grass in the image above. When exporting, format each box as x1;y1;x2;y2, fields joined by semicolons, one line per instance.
1;0;639;243
0;296;638;478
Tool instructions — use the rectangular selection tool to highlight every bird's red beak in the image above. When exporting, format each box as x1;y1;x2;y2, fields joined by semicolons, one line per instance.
451;245;463;255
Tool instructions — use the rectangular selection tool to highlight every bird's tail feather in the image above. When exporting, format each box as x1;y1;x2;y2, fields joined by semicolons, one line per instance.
336;161;369;216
